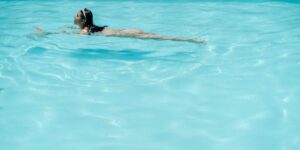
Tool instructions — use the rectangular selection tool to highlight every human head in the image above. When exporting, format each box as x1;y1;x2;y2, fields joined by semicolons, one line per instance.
74;8;94;29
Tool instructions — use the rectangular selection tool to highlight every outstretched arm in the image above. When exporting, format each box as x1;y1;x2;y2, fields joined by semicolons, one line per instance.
33;26;78;36
33;26;61;35
64;25;80;29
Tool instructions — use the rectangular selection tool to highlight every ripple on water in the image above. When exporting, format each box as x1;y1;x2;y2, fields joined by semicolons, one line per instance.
69;48;153;61
1;1;300;150
24;46;48;56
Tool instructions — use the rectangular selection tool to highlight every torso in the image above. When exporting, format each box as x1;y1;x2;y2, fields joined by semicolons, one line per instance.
101;28;145;36
101;28;122;36
80;27;147;37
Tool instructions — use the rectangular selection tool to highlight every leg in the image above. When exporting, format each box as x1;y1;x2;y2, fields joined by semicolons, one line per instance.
135;33;205;43
102;28;205;43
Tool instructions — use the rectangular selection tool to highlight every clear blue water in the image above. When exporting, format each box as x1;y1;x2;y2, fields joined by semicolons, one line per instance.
1;0;300;149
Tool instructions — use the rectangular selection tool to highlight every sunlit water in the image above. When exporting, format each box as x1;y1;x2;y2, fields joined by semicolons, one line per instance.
1;0;300;150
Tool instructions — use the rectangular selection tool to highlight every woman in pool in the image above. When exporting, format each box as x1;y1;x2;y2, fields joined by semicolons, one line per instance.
73;8;205;43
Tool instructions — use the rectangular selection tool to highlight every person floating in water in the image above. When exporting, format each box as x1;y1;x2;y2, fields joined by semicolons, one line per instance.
35;8;205;43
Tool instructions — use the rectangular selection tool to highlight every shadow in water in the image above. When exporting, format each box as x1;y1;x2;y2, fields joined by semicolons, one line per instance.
69;48;154;61
23;46;197;62
25;46;48;55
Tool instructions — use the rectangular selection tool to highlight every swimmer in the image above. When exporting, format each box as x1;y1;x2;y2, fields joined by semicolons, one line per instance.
74;8;205;43
35;8;205;43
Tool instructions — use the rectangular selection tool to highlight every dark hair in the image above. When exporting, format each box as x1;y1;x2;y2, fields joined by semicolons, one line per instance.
81;8;94;27
80;8;107;33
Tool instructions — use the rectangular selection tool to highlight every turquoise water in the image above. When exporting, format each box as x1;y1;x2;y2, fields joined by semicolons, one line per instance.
1;0;300;149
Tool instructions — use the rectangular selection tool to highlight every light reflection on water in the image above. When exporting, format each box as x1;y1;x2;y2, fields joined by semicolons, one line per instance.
0;1;300;150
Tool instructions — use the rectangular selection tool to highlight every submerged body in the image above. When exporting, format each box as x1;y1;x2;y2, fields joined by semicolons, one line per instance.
74;8;205;43
79;27;205;43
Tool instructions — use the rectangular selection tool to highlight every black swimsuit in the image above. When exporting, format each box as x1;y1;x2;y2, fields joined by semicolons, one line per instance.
87;25;107;34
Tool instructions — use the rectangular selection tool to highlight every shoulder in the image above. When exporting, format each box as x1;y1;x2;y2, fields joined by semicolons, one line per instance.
80;27;89;35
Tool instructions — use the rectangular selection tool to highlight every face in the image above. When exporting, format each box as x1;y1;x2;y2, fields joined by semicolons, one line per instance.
74;11;84;28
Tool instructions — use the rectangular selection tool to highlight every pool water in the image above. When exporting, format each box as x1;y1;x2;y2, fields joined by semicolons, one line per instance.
1;0;300;149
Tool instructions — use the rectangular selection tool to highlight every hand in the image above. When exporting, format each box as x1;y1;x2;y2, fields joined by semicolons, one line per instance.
33;25;44;31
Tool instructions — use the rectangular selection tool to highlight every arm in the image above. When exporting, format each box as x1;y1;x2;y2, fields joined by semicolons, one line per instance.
64;25;80;29
33;26;79;36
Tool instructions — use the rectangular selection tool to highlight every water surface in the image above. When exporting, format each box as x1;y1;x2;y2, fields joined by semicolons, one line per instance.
0;0;300;150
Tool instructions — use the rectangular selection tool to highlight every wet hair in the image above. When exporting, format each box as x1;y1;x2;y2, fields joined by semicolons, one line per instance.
81;8;93;27
80;8;107;33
